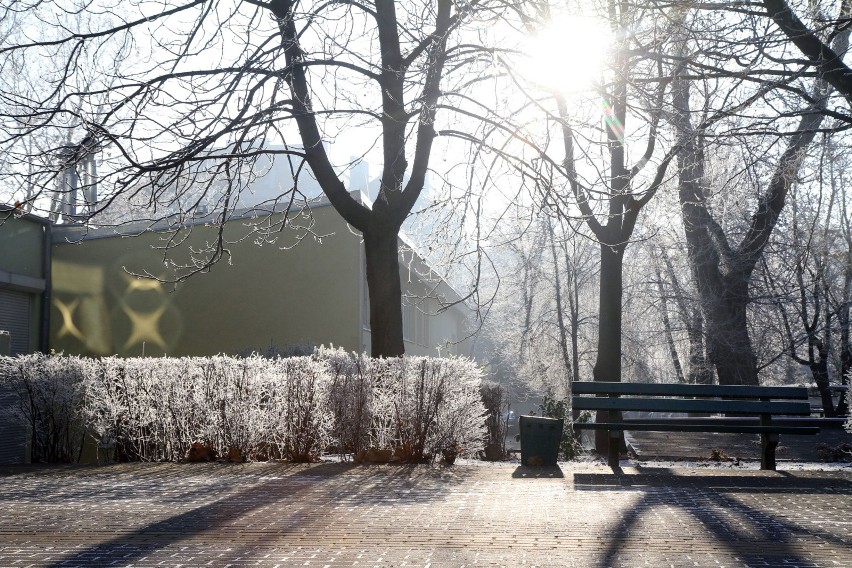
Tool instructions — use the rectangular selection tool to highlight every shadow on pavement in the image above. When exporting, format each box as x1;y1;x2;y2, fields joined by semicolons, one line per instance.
39;461;476;568
573;469;852;494
511;465;564;478
573;468;852;567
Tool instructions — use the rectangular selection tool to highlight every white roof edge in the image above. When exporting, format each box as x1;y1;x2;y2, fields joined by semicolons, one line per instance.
51;190;469;310
51;191;347;241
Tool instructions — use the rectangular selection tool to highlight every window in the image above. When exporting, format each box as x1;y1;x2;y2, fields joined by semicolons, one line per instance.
402;298;412;341
416;303;430;347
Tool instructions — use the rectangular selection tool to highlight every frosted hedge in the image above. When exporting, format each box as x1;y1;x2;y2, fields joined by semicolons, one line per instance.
0;349;487;463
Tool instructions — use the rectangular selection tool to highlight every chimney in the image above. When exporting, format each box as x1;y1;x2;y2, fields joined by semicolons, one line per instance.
51;134;99;222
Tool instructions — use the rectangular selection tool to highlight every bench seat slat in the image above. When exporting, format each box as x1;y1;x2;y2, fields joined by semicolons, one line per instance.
573;422;819;435
572;381;809;400
572;397;812;415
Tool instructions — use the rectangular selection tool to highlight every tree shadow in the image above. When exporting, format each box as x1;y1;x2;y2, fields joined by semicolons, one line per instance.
573;468;852;567
574;469;852;494
32;462;475;568
1;462;290;505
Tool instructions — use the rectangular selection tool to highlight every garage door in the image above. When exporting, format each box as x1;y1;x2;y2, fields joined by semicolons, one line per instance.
0;288;31;464
0;288;31;355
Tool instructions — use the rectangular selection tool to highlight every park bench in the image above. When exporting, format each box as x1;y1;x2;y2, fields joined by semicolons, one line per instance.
571;381;821;470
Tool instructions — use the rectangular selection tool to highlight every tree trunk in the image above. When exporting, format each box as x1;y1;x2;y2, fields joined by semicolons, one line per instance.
364;229;404;357
810;354;836;417
672;66;760;387
704;276;759;386
814;285;837;416
671;37;832;386
593;243;624;450
593;244;624;382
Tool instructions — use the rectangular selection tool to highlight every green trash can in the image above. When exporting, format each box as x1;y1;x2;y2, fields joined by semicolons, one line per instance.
519;415;564;466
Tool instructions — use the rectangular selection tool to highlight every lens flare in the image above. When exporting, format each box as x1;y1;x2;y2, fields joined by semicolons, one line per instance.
524;15;610;94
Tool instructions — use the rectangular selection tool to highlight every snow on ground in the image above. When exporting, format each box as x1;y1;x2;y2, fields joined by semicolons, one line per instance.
451;455;852;471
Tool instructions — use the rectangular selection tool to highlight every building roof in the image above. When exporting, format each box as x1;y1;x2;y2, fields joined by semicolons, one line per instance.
50;191;469;308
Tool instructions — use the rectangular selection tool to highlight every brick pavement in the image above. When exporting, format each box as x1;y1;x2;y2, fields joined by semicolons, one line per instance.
0;461;850;567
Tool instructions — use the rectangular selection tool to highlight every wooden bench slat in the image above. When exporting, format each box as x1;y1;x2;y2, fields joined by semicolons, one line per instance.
572;397;812;415
573;422;820;435
569;381;822;471
610;416;846;428
572;381;809;400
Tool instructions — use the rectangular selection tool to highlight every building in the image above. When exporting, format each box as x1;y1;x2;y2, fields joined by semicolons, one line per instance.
0;206;52;464
0;206;51;355
1;159;472;465
48;191;472;358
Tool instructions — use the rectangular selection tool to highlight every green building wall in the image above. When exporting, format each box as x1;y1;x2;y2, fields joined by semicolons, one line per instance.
50;203;363;357
0;210;48;354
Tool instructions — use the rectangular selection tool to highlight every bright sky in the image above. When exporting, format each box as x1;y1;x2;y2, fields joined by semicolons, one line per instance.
522;14;612;95
1;0;622;230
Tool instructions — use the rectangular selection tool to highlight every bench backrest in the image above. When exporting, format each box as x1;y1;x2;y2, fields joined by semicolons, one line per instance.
572;381;809;399
572;381;812;416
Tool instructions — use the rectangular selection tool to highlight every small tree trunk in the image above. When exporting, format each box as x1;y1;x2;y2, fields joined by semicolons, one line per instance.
547;218;573;396
816;287;835;416
660;248;713;385
655;262;686;383
838;263;852;415
364;229;405;357
561;238;584;386
569;270;582;385
687;308;713;385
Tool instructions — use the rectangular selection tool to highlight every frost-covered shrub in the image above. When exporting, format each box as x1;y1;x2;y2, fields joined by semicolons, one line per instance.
368;356;487;462
83;355;333;462
319;346;373;458
275;356;334;461
0;354;88;462
425;358;489;458
1;351;486;464
84;356;207;461
315;351;487;462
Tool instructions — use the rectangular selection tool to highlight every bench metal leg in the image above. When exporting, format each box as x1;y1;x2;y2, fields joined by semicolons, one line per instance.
608;430;620;469
761;433;778;470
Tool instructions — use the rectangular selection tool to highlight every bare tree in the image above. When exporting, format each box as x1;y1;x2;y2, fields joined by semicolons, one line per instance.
762;135;852;414
0;0;505;356
652;246;687;384
543;0;675;451
763;0;852;108
668;2;852;385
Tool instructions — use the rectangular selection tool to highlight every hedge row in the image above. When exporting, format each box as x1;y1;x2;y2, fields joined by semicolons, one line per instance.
0;348;487;464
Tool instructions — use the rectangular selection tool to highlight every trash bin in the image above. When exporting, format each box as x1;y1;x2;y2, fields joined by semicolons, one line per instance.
519;415;563;466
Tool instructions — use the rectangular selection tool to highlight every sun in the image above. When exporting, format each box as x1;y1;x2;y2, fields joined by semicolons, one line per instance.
523;15;611;94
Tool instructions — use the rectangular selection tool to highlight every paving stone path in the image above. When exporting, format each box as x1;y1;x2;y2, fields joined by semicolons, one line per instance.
0;461;850;567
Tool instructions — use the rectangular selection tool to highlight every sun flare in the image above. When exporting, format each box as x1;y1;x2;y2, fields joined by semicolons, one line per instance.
524;16;611;94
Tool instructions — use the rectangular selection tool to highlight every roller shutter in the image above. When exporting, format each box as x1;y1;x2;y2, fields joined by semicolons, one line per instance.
0;288;31;355
0;288;31;464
